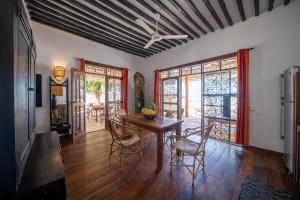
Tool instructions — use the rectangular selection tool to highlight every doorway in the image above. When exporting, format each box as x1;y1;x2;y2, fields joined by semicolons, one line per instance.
160;55;238;144
85;73;106;132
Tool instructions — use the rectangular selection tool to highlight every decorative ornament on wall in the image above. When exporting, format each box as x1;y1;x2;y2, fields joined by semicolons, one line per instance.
134;72;145;113
53;66;65;82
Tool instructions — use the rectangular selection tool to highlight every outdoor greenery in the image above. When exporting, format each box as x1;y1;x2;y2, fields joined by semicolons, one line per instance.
86;80;103;104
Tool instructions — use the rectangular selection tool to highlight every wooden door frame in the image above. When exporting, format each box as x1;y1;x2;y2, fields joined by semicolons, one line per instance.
105;76;123;129
161;77;182;119
71;68;86;143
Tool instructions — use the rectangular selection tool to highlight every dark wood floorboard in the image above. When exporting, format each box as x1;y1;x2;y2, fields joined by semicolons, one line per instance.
60;130;300;200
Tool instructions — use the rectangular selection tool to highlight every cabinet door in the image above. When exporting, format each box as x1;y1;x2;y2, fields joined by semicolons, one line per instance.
15;17;30;179
28;47;36;141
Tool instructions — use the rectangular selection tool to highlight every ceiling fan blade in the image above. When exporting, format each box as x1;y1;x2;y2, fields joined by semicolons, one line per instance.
162;35;188;39
135;19;155;35
144;39;156;49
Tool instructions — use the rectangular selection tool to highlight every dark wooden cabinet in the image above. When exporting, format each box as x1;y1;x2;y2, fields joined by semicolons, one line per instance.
0;0;36;197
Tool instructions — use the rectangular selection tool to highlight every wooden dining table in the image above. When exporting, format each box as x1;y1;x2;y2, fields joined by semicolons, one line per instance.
120;114;184;173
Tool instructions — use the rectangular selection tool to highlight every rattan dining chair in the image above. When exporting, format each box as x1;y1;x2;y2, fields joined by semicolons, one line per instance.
107;119;142;167
169;124;214;185
164;111;176;145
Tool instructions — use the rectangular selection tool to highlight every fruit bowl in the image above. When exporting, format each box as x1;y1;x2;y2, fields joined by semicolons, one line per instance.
143;113;157;120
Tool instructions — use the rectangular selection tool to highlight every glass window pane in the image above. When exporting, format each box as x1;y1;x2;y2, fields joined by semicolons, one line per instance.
221;58;237;69
169;69;179;77
191;65;201;74
85;64;106;75
107;68;122;77
203;72;230;95
160;71;168;78
182;66;191;75
203;61;220;72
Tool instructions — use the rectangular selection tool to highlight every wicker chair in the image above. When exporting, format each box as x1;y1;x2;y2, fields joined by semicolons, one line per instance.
107;119;142;166
169;124;214;185
164;111;176;145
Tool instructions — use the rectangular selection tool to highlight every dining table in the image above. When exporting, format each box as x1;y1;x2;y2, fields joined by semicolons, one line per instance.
120;114;184;173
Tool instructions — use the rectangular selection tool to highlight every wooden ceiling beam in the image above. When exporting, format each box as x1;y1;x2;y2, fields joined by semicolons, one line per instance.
26;0;160;54
269;0;275;11
82;0;173;49
152;0;200;38
254;0;259;17
30;17;148;57
203;0;224;29
236;0;246;21
284;0;291;6
29;12;152;57
185;0;214;32
60;1;165;51
218;0;233;26
94;0;177;47
116;0;187;43
26;4;157;55
168;0;207;34
61;0;166;51
136;0;195;39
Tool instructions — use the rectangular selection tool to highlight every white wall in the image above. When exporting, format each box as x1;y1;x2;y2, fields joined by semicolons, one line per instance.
31;22;140;133
136;1;300;153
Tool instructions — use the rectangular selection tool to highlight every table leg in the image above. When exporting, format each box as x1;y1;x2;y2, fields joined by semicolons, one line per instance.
156;131;163;173
176;123;182;157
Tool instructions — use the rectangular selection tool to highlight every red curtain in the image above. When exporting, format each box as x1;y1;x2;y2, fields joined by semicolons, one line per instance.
153;70;161;113
121;68;128;112
236;49;250;145
80;58;85;72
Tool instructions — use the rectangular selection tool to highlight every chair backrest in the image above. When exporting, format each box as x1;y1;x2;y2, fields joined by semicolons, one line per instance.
119;109;127;116
165;111;175;118
197;124;214;153
108;119;122;142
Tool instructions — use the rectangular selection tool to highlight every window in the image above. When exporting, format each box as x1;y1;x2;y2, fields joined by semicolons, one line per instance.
159;53;237;143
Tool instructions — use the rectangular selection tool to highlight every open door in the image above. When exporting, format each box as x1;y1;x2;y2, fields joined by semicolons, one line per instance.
106;77;122;126
161;77;181;119
71;68;86;143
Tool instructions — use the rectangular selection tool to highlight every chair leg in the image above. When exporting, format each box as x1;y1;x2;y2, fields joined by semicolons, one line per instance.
139;141;142;160
109;139;114;159
120;147;123;166
192;156;196;186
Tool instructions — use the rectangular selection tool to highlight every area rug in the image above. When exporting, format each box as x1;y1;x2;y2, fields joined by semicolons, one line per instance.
238;176;299;200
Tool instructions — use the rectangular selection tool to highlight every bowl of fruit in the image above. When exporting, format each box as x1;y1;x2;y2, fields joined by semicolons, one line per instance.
141;103;157;120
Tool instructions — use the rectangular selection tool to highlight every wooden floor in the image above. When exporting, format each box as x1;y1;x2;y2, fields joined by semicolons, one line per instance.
60;130;300;200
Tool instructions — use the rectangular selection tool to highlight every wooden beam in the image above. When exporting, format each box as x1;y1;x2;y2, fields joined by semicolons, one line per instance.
116;0;187;43
203;0;224;29
152;0;200;38
218;0;233;26
30;13;152;57
284;0;291;6
236;0;246;21
30;17;148;58
254;0;259;17
60;0;167;51
136;0;194;39
168;0;207;34
95;0;177;47
269;0;275;11
26;0;160;54
27;5;157;55
185;0;214;32
83;0;174;48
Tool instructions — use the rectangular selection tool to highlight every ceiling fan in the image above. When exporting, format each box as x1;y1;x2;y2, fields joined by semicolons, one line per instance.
135;14;188;49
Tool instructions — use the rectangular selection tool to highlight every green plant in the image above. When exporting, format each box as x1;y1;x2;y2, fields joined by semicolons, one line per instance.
85;80;103;104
